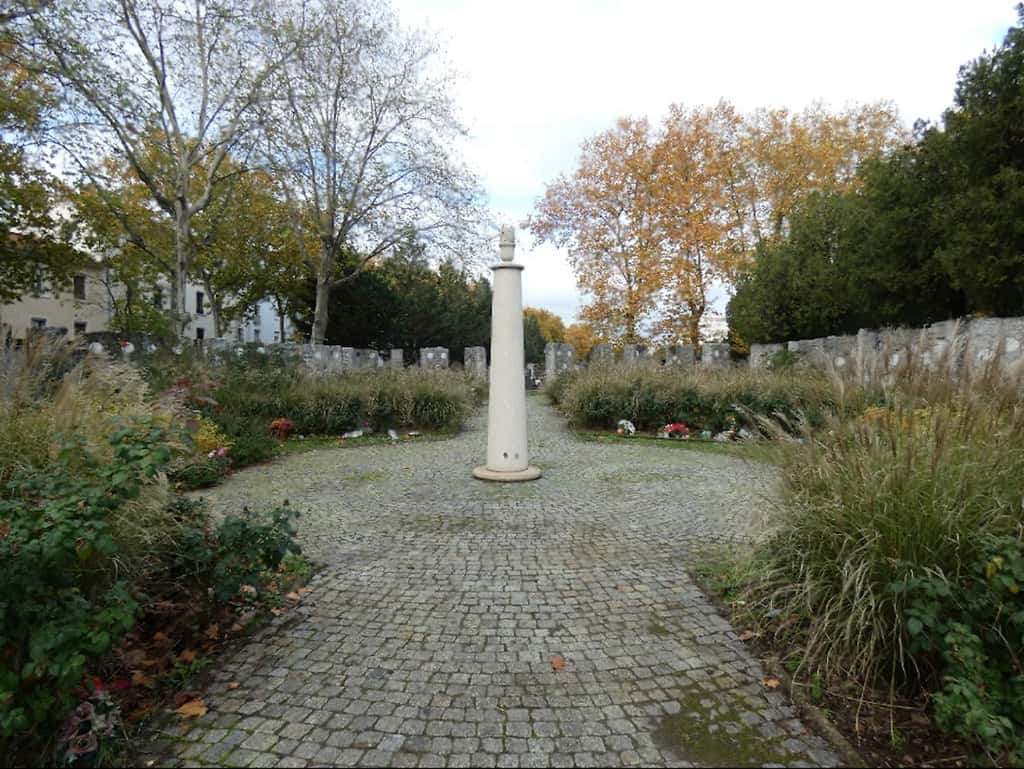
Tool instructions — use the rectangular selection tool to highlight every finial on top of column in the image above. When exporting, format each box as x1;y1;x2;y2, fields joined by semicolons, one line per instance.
499;225;515;262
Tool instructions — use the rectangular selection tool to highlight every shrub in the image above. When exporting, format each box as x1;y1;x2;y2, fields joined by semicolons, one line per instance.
741;356;1024;750
211;504;302;603
899;536;1024;764
0;419;175;746
555;365;842;434
544;369;578;406
169;456;229;490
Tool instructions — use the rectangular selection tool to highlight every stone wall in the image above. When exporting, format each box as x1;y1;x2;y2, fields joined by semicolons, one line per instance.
749;316;1024;376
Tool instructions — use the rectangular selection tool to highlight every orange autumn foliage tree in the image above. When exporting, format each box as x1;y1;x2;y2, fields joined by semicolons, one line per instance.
529;100;906;348
564;322;600;360
724;101;908;252
523;306;566;343
527;118;663;344
651;102;746;347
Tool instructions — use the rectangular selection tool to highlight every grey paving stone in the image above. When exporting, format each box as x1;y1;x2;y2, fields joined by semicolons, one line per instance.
138;401;842;768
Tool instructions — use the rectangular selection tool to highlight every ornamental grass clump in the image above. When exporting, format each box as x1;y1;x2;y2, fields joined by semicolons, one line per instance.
744;344;1024;759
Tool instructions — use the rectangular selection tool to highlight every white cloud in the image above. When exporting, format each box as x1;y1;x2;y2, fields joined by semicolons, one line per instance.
394;0;1019;324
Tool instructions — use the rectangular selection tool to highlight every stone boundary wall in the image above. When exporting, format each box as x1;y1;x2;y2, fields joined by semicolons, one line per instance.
749;316;1024;375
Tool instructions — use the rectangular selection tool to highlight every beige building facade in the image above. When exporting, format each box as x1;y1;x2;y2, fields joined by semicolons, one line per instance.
1;269;293;344
0;267;116;343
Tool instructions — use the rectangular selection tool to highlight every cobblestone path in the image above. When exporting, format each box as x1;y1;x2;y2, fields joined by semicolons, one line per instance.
146;397;840;768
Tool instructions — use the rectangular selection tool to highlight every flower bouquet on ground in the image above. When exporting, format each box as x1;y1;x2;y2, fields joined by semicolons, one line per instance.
659;422;690;439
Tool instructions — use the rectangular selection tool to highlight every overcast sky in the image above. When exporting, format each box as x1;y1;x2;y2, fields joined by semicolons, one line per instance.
391;0;1019;325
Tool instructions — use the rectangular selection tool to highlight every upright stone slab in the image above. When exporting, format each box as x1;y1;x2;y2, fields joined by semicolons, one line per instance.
419;347;449;369
354;349;380;369
590;343;614;365
701;343;730;368
544;342;575;379
464;346;488;378
389;349;404;369
665;344;696;367
749;343;783;368
622;344;639;365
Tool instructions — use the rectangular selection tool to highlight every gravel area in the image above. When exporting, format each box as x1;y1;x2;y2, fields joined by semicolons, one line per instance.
141;396;840;768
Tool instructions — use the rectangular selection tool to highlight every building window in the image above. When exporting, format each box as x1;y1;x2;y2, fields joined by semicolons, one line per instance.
236;327;244;342
31;317;47;328
254;328;260;342
195;291;205;315
32;276;44;297
152;289;163;308
74;321;87;335
73;275;87;300
196;327;205;340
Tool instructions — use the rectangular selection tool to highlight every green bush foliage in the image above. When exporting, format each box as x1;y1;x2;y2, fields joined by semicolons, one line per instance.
0;349;309;758
899;537;1024;764
551;365;842;434
0;420;170;744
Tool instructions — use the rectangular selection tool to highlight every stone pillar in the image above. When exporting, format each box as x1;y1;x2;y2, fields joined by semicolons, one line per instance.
389;348;404;369
590;343;613;365
473;226;541;482
419;347;449;369
701;343;730;368
465;346;488;378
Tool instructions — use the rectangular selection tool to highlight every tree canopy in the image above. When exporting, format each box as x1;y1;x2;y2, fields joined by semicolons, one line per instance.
729;7;1024;343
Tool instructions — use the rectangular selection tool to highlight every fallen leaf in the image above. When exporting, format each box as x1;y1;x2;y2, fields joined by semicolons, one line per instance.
173;690;203;708
177;649;197;663
229;623;244;633
204;624;220;640
151;631;170;645
737;630;756;642
228;681;240;690
761;678;782;689
285;591;301;602
298;586;313;596
270;608;284;616
176;699;207;719
131;671;156;689
551;655;567;671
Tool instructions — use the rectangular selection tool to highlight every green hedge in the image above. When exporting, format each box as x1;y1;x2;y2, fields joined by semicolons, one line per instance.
208;368;482;435
550;366;844;434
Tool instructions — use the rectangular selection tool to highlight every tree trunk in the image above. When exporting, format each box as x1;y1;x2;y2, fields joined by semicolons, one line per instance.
276;296;286;342
311;258;331;345
688;314;701;348
171;203;192;337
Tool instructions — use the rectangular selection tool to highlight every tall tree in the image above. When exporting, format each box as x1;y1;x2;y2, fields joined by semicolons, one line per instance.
564;321;599;360
931;5;1024;315
528;118;664;343
652;103;745;346
13;0;293;333
523;306;566;344
0;27;82;303
726;101;906;254
262;0;485;344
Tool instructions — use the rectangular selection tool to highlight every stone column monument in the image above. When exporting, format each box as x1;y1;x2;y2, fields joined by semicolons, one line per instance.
473;226;541;482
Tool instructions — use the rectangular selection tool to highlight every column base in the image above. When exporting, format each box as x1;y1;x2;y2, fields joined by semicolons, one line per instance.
472;465;542;482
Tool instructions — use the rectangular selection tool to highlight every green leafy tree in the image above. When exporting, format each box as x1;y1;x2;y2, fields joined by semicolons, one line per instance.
0;37;82;304
523;313;546;365
931;7;1024;315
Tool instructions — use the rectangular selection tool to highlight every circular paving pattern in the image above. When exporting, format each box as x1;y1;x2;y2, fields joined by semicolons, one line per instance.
143;397;840;768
